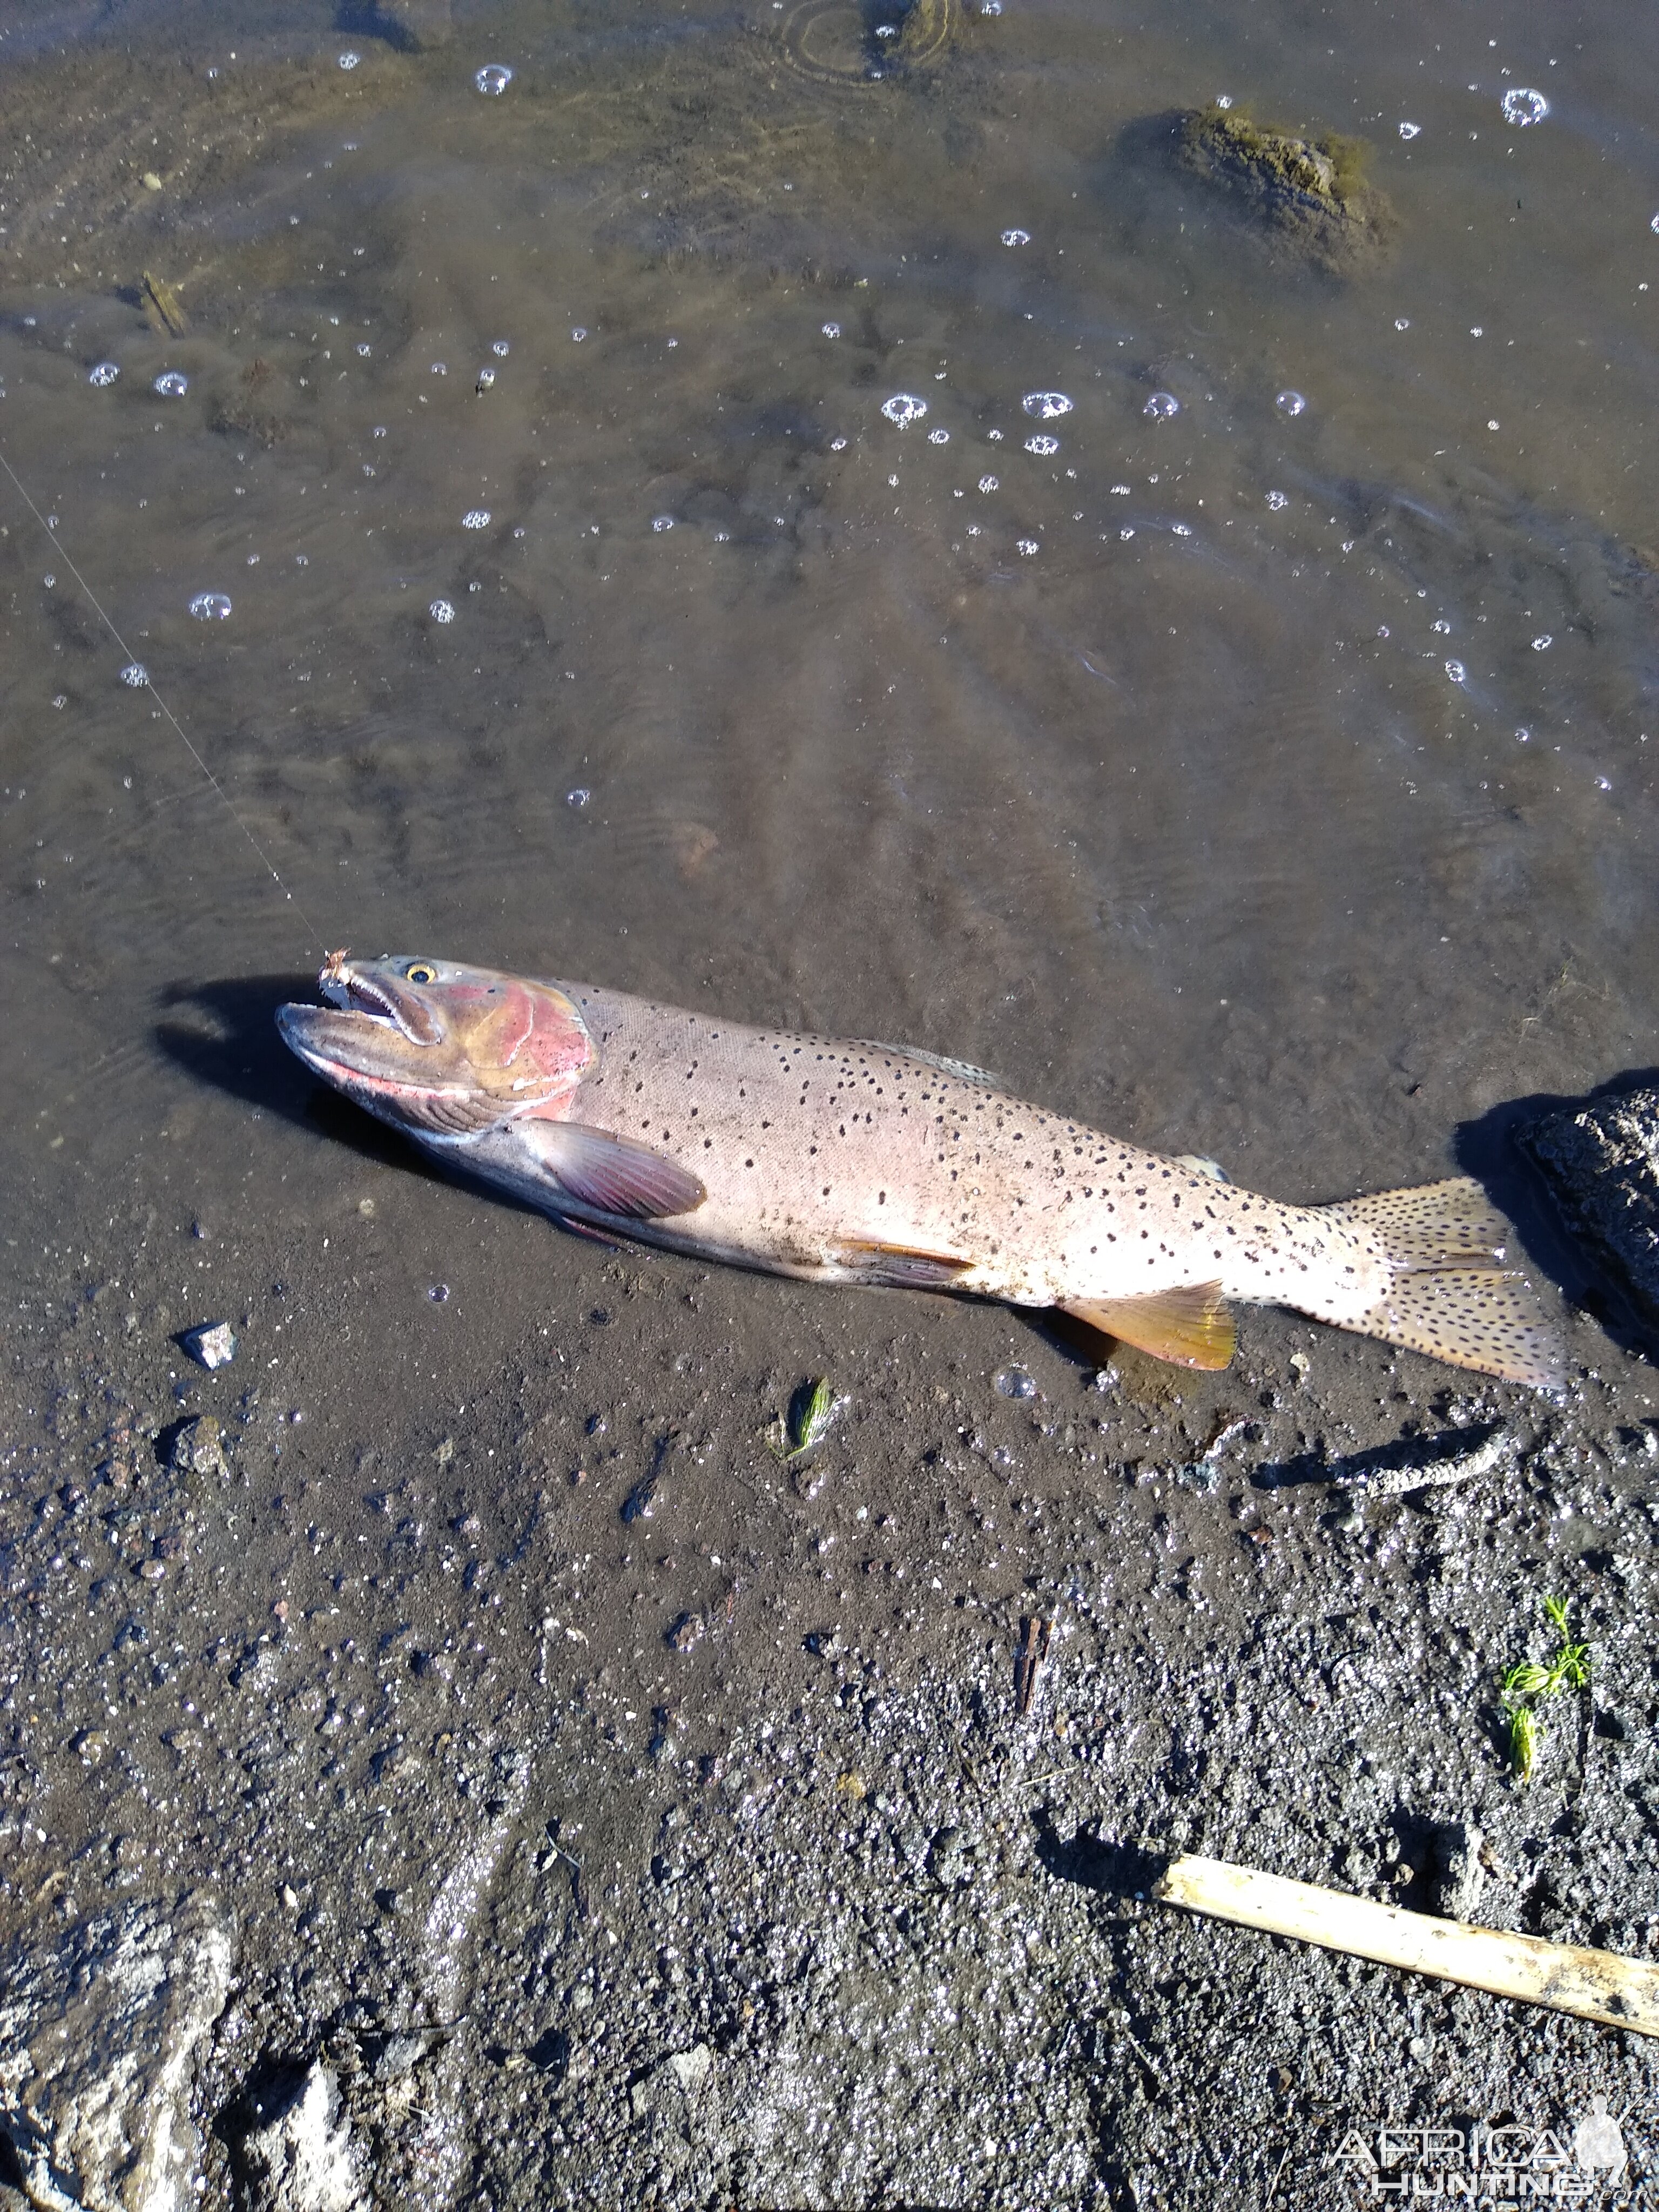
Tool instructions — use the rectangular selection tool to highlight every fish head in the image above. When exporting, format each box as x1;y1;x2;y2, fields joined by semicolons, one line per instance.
277;952;595;1137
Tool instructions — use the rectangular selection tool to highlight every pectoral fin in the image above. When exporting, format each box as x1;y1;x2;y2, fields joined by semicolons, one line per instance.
514;1120;707;1219
1062;1283;1236;1371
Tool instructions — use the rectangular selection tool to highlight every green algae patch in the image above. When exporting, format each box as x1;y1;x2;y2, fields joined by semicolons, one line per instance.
1178;103;1397;275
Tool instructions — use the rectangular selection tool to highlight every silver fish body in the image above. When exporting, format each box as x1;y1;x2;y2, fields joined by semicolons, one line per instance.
278;957;1563;1384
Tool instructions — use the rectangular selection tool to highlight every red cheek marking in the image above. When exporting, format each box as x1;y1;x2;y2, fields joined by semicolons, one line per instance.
473;984;535;1069
520;989;595;1084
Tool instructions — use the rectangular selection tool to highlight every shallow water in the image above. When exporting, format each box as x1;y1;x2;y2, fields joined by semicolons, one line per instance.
4;0;1658;1251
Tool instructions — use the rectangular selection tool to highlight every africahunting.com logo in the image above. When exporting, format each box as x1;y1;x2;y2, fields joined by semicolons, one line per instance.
1330;2101;1632;2198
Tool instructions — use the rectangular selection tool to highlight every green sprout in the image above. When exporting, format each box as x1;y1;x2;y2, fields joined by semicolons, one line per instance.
1499;1595;1591;1784
769;1377;844;1463
1541;1595;1591;1691
1503;1698;1541;1786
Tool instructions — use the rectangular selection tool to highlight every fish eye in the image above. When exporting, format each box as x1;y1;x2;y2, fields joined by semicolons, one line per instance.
404;962;436;984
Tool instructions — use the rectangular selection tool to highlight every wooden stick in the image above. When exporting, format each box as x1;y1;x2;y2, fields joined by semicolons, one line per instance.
1155;1853;1659;2037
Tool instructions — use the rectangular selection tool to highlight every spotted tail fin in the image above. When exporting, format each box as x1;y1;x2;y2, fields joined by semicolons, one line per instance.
1321;1177;1564;1387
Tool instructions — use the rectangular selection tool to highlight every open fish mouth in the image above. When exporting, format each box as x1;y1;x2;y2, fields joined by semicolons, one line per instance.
312;953;444;1046
321;966;431;1043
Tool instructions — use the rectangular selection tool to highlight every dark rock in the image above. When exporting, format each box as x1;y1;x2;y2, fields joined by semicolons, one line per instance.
1518;1087;1659;1346
1175;104;1397;274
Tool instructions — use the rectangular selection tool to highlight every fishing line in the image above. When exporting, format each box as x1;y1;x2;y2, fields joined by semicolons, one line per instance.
0;442;324;954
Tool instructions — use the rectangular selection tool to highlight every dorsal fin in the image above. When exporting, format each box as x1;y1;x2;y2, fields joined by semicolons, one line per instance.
854;1041;1002;1089
1062;1283;1236;1371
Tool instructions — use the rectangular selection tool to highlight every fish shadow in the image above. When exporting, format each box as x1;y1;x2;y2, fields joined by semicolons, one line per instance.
154;973;439;1179
1455;1069;1659;1363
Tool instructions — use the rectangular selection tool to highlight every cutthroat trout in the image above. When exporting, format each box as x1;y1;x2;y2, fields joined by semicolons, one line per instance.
276;954;1562;1386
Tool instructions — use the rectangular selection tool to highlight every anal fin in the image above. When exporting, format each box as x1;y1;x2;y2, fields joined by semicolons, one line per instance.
832;1239;975;1291
1062;1282;1236;1371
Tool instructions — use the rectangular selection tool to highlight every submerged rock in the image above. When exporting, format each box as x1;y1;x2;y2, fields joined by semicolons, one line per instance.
1176;104;1397;275
0;1896;233;2212
1517;1085;1659;1346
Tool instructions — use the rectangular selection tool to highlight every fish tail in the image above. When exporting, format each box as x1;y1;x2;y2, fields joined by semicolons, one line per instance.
1318;1176;1565;1387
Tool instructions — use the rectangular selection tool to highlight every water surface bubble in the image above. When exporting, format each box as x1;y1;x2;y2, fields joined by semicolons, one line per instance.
1394;318;1411;332
571;327;588;342
1000;227;1031;246
829;436;847;451
373;426;387;437
1595;775;1611;791
566;787;591;808
462;509;491;529
1143;392;1178;420
1652;213;1659;234
977;475;999;493
1024;434;1059;456
492;340;510;356
153;371;188;397
476;367;496;390
1501;87;1548;125
994;1365;1037;1399
188;592;232;621
119;664;149;687
87;361;119;387
1017;538;1039;556
1431;618;1451;634
430;361;447;375
881;393;928;427
1532;634;1553;650
1445;659;1467;683
475;64;513;96
821;321;842;338
429;599;455;623
1022;391;1073;420
338;50;360;69
927;427;950;444
428;1283;450;1303
1399;121;1421;139
652;515;675;532
1265;490;1288;510
1275;389;1306;416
